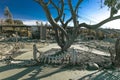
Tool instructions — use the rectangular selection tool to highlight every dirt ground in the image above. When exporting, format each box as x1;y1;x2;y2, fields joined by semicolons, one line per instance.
0;41;119;80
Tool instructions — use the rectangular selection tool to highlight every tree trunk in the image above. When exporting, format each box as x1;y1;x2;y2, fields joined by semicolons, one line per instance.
55;28;79;52
114;37;120;67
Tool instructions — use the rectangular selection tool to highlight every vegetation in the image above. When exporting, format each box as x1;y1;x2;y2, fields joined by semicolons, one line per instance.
4;7;13;19
4;7;23;25
13;20;23;25
2;7;25;37
109;37;120;67
35;0;120;67
78;28;120;40
35;0;120;52
4;7;14;24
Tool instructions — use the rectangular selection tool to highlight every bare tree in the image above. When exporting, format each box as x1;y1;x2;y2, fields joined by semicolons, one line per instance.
4;6;14;24
109;37;120;67
35;0;120;52
4;7;13;19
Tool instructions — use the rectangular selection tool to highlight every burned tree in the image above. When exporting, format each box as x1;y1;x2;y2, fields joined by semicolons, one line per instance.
4;7;14;24
35;0;120;52
109;37;120;67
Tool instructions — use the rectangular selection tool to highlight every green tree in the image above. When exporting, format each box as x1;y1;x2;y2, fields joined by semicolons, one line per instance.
104;0;120;17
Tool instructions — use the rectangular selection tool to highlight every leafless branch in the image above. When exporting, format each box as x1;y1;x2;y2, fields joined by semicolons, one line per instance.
50;0;64;22
35;0;69;40
79;15;120;29
75;0;83;12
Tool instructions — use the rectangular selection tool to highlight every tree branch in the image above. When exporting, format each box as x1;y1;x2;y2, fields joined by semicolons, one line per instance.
60;15;72;28
79;15;120;29
68;0;77;27
50;0;64;22
65;17;72;26
35;0;69;40
75;0;83;12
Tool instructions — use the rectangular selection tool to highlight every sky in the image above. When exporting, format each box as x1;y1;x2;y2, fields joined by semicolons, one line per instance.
0;0;120;29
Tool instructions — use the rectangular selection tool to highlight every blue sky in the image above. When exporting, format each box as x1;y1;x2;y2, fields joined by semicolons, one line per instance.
0;0;120;29
0;0;47;20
